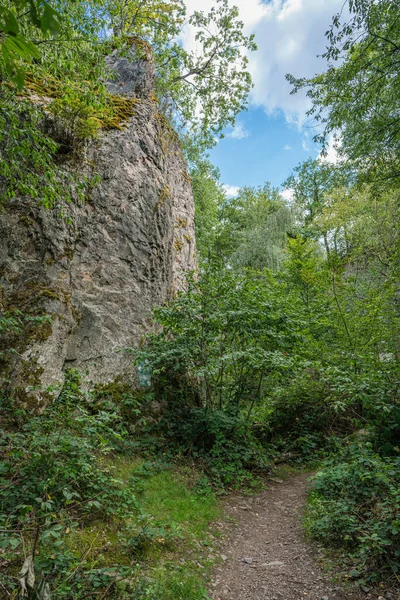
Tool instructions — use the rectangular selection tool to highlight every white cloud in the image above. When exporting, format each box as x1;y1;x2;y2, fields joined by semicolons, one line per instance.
284;144;292;151
223;184;240;198
227;120;250;140
319;134;342;164
281;187;294;202
182;0;347;126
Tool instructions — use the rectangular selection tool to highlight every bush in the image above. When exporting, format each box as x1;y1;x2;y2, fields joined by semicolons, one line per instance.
157;405;270;487
305;442;400;582
261;365;357;458
132;267;294;486
0;371;138;597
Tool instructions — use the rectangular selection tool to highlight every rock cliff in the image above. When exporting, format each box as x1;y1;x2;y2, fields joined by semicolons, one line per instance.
0;49;196;412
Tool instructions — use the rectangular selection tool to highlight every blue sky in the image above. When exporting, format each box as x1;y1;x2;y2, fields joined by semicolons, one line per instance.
210;108;319;193
182;0;345;196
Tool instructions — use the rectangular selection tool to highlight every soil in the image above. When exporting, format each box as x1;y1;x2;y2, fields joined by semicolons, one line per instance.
209;472;386;600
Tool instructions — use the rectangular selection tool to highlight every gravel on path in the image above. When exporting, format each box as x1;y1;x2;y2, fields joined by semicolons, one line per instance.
209;473;383;600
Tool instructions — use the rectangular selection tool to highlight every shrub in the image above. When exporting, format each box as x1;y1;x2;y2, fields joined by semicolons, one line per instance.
132;267;294;485
261;364;357;458
305;442;400;582
157;405;270;487
0;371;138;597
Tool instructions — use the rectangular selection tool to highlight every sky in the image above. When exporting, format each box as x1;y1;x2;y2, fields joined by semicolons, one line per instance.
181;0;345;195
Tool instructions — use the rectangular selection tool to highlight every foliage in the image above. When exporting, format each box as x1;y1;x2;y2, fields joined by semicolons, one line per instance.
1;0;256;151
284;159;350;256
157;407;270;487
287;0;400;183
0;310;51;359
107;0;257;143
260;365;354;458
190;158;225;260
0;0;111;206
0;0;61;87
135;268;296;413
2;0;400;591
0;91;97;206
215;183;294;269
0;372;221;598
0;0;256;220
305;443;400;583
132;267;295;484
0;371;138;597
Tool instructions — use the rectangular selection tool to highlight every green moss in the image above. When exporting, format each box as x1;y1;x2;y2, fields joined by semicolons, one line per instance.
155;112;183;156
66;519;131;569
175;217;188;229
25;318;53;345
181;170;192;186
12;359;55;412
23;73;141;135
173;239;184;252
7;282;61;313
154;185;172;212
93;379;134;403
18;215;36;228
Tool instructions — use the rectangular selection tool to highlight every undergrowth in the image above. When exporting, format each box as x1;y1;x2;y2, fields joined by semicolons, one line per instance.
0;371;220;599
305;442;400;587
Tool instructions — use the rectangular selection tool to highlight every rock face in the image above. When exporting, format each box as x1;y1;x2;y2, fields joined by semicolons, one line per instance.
0;49;196;412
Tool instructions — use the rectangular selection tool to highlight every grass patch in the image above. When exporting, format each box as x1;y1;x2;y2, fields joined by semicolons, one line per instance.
134;566;211;600
65;456;220;599
142;468;219;541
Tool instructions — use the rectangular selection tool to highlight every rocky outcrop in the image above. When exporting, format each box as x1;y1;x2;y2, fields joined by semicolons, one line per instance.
0;49;196;412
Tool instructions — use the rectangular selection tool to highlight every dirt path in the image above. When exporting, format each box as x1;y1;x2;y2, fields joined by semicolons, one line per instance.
209;473;371;600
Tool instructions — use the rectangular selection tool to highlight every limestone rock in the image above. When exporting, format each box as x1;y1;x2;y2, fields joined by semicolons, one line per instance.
0;50;196;411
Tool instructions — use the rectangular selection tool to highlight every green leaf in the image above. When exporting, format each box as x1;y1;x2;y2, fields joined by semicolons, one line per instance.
41;3;61;35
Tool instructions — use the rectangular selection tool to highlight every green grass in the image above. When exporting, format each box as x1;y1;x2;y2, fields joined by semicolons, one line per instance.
66;456;220;599
273;464;317;479
142;469;219;540
134;566;211;599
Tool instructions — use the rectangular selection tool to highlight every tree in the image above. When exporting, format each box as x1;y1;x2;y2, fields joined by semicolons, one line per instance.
1;0;256;206
190;158;225;261
287;0;400;183
0;0;62;87
284;159;349;257
215;183;293;269
105;0;257;147
2;0;256;147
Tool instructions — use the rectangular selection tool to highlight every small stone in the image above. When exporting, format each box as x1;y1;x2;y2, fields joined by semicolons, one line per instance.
270;477;284;483
361;586;370;594
220;554;228;561
263;561;285;567
321;596;329;600
242;557;253;564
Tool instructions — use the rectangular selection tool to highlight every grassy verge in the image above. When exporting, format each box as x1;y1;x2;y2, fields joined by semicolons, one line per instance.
0;375;223;600
64;457;221;599
63;456;220;600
